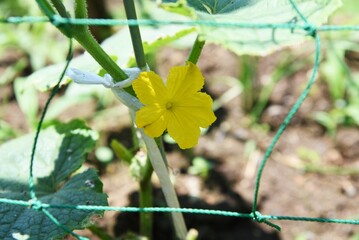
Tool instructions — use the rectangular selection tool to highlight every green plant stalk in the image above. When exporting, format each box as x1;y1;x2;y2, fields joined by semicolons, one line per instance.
123;0;147;69
73;0;128;81
111;88;187;239
155;137;168;167
74;33;128;81
37;0;129;82
184;35;206;162
50;0;69;18
36;0;71;37
139;158;153;239
36;0;56;20
123;2;187;238
187;35;205;64
130;113;154;239
123;1;153;238
74;0;87;19
139;127;187;239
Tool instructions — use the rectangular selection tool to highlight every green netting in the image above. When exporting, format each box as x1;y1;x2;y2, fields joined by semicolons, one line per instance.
1;0;359;239
3;15;359;31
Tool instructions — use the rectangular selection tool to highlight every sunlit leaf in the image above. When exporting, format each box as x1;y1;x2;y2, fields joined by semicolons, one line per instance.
162;0;342;55
0;120;107;239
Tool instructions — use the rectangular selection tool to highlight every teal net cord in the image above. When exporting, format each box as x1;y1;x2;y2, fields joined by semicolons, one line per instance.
26;38;87;239
2;15;359;32
251;0;321;229
1;0;359;239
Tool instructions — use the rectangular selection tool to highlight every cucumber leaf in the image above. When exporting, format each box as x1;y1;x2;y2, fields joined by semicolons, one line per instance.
0;120;107;240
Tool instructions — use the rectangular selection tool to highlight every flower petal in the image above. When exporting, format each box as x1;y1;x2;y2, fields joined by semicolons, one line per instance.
136;104;167;138
144;113;168;138
136;103;163;127
167;110;201;149
175;92;216;127
133;71;168;105
166;62;204;99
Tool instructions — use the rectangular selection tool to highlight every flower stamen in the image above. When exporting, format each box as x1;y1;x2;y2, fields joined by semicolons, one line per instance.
166;102;173;110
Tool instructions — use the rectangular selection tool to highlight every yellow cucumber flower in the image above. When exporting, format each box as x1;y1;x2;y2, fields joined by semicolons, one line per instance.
133;62;216;149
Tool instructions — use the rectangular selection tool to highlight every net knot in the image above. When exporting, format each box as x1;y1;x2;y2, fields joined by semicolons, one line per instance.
304;24;317;37
28;198;43;211
250;211;265;223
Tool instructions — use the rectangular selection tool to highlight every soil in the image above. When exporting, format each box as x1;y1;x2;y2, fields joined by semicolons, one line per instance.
2;41;359;240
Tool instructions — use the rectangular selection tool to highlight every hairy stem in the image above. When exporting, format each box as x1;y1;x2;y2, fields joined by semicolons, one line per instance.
123;2;152;237
139;158;153;239
74;0;88;19
36;0;56;19
36;0;72;38
74;33;128;81
36;0;129;82
123;0;147;69
187;35;205;64
50;0;69;18
112;88;188;239
123;1;187;238
73;0;128;81
140;130;187;239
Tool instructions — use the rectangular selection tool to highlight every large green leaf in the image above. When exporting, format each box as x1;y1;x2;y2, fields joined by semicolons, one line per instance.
162;0;342;55
0;120;107;240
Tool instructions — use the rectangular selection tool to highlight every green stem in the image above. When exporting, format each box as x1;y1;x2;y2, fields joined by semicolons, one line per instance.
74;32;128;81
36;0;72;38
139;158;153;239
187;35;205;64
74;0;88;19
123;0;147;69
123;1;185;237
36;0;56;19
115;99;187;239
155;137;168;167
73;0;127;81
36;0;129;82
50;0;69;18
122;1;152;237
140;129;188;239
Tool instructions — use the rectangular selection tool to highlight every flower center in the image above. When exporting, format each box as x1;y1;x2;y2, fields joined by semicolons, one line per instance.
166;102;173;110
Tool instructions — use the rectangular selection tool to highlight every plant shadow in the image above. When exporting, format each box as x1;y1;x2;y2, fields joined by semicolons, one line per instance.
114;162;280;240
